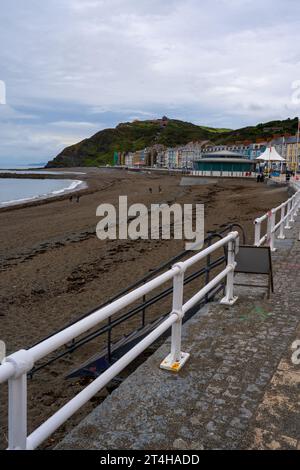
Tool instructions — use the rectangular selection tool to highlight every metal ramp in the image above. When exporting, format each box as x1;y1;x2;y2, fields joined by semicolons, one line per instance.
67;315;167;379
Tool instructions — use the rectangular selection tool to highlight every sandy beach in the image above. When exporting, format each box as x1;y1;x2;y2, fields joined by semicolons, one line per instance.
0;169;289;448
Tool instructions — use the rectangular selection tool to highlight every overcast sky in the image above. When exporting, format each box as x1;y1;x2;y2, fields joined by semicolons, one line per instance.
1;0;300;166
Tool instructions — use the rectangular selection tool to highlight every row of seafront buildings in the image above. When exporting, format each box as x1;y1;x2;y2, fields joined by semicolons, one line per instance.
118;135;300;171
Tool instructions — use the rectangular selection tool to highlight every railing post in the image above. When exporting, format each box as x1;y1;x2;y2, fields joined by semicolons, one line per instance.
293;195;299;218
285;200;292;229
289;197;295;224
269;210;276;252
277;205;286;240
266;210;273;248
254;220;261;246
142;280;146;327
220;236;239;306
160;263;190;372
107;316;112;363
4;349;34;450
8;374;27;450
205;237;212;302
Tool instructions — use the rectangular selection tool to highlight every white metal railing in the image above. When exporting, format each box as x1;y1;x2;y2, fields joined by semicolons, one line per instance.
192;170;256;178
254;189;300;251
0;231;239;450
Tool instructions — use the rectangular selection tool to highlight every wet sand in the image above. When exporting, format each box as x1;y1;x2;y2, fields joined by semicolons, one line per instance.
0;168;289;448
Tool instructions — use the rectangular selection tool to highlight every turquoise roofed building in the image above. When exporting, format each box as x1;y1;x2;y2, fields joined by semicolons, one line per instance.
193;150;256;177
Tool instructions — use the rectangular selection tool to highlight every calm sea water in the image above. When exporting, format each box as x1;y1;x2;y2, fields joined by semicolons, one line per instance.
0;178;82;206
0;170;86;175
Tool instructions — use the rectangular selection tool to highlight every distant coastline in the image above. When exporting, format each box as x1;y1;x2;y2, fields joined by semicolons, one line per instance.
0;162;47;170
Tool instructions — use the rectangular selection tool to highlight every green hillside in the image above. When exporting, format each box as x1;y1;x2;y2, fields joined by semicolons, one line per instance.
216;118;298;144
46;117;298;168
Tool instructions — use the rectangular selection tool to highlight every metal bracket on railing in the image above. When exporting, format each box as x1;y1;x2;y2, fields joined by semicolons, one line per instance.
172;261;187;274
5;349;35;378
171;308;184;322
233;237;239;255
229;261;237;270
160;351;190;372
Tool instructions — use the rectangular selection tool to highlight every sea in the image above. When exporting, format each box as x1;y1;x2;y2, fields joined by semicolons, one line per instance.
0;168;85;207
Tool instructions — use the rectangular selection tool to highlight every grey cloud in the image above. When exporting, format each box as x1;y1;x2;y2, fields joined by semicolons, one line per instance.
1;0;300;164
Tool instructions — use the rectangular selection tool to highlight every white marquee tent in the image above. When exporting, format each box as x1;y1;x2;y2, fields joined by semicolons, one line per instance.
256;147;285;162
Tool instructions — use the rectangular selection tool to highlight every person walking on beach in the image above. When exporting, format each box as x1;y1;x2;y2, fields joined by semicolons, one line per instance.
149;188;152;194
69;195;73;202
76;194;80;203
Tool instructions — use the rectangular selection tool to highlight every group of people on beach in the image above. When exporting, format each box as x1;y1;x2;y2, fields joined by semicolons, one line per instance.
69;194;81;203
256;173;265;183
148;186;162;194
